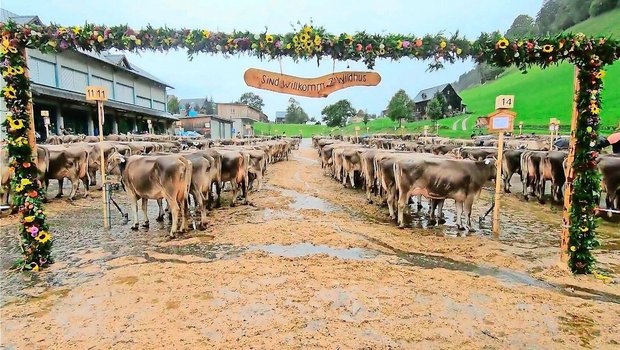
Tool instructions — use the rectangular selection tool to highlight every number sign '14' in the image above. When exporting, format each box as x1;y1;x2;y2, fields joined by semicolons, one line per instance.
495;95;515;109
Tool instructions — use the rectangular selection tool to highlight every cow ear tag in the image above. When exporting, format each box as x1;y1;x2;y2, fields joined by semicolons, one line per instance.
484;159;491;165
120;158;125;163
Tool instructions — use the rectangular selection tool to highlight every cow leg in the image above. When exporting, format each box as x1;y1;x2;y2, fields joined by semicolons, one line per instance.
230;182;239;207
81;174;90;198
437;200;446;225
538;179;546;204
56;178;64;198
428;200;438;226
68;177;79;200
455;201;464;230
396;191;408;227
141;198;149;229
129;195;139;231
503;171;512;193
215;182;222;208
416;195;423;211
168;200;180;237
463;196;475;232
387;187;397;221
349;171;355;189
156;199;164;222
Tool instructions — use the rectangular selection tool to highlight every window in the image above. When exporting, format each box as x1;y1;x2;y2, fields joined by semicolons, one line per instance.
153;101;166;111
115;82;134;104
60;67;88;92
29;58;56;87
91;76;114;98
136;96;151;108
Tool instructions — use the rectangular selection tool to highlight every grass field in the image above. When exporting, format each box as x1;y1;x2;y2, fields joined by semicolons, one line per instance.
256;10;620;138
459;9;620;132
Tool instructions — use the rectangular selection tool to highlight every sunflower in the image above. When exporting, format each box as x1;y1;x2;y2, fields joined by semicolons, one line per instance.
303;40;313;49
15;184;24;192
497;38;509;49
379;48;386;55
286;43;292;49
303;26;312;34
97;36;104;43
3;86;17;99
396;40;403;49
300;34;309;43
596;70;606;79
14;66;24;74
440;41;447;49
24;215;35;223
29;262;39;272
293;35;299;44
314;35;321;46
570;246;576;252
265;34;274;43
21;178;32;186
590;105;600;115
36;231;51;244
9;117;24;130
202;30;210;38
542;44;554;53
72;26;81;34
344;35;353;45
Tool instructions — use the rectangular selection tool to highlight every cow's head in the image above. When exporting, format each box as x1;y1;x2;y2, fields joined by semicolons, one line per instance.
106;151;127;176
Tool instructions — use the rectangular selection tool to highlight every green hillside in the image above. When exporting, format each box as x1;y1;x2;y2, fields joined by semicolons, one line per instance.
460;8;620;133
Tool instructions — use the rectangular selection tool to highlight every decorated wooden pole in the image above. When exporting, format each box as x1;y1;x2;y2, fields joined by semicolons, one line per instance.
560;67;580;263
489;95;516;236
86;86;110;229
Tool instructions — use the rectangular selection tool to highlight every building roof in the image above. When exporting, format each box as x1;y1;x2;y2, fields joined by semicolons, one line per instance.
179;98;207;108
176;113;232;123
1;8;171;88
32;84;178;121
412;83;450;103
80;50;172;87
0;8;42;25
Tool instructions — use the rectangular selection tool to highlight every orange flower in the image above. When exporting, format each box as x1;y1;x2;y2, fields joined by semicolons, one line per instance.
28;190;38;198
23;162;31;168
415;39;423;47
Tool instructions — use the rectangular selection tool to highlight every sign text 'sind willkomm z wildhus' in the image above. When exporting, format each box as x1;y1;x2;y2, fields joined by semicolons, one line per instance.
243;68;381;98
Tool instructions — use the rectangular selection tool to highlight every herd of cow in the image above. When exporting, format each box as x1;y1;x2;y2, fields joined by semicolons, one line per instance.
1;134;300;237
313;134;620;231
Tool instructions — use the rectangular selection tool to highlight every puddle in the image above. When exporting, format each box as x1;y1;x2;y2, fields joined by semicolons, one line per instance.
248;243;378;260
266;185;338;212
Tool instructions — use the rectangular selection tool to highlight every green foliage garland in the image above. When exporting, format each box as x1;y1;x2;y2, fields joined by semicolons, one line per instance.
1;19;618;273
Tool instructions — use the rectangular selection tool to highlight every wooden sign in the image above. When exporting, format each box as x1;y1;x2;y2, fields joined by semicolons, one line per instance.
487;109;516;133
354;126;361;131
243;68;381;98
495;95;515;110
86;86;109;101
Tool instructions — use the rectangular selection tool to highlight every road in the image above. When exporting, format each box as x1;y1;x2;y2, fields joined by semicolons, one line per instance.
1;141;619;349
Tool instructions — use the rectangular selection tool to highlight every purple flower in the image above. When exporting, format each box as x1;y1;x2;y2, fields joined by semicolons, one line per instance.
402;40;410;48
59;40;69;50
275;40;282;49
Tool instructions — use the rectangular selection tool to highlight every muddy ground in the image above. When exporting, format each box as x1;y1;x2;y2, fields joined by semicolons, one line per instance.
1;140;619;349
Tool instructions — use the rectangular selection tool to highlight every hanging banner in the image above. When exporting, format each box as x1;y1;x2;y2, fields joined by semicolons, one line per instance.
243;68;381;98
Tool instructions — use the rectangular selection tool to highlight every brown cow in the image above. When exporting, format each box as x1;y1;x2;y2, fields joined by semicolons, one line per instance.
502;149;525;193
520;150;547;201
107;153;192;236
217;150;249;207
539;151;567;203
40;144;89;200
598;154;620;214
394;158;495;231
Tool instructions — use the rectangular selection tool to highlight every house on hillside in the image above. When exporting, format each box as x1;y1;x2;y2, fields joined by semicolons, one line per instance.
275;111;286;124
176;114;233;139
413;83;464;118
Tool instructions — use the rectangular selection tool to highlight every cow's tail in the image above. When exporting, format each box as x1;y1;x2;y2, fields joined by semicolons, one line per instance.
243;152;250;196
80;150;90;185
393;161;401;200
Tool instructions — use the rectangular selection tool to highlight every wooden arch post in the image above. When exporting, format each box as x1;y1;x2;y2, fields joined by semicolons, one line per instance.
560;66;580;263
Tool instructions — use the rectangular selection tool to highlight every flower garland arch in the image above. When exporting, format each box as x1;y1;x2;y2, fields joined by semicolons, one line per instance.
1;20;618;274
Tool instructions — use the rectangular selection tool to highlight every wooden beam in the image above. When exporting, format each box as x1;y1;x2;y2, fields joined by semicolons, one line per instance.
20;48;38;163
560;66;580;262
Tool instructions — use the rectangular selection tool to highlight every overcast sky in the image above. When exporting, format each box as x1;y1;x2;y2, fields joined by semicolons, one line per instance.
4;0;542;120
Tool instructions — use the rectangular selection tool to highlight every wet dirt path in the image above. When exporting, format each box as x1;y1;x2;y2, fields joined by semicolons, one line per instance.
1;140;619;349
